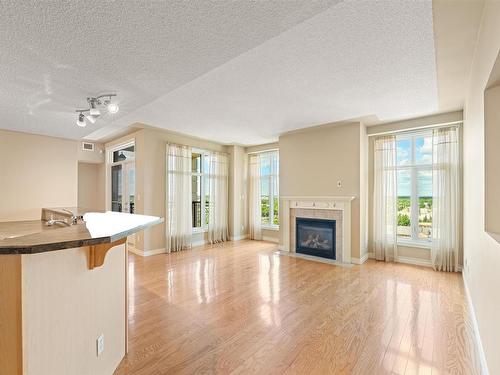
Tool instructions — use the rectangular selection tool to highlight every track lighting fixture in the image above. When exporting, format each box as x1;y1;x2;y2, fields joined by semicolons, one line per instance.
75;93;119;127
88;98;101;116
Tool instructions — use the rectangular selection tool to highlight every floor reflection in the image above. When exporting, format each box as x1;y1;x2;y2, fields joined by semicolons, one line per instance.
195;257;217;304
258;253;281;326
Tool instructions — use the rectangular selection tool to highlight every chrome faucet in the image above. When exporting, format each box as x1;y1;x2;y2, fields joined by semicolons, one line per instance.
45;209;82;226
61;209;79;224
46;219;71;227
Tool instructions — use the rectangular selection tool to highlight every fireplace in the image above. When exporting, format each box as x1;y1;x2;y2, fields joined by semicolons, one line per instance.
295;217;336;260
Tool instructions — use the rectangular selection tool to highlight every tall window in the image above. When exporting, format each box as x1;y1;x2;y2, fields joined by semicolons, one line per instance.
396;132;432;243
192;150;209;230
260;151;279;228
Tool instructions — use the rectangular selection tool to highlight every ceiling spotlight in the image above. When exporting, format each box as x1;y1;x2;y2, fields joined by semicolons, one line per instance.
85;114;96;124
107;102;119;114
88;98;101;116
89;107;101;116
76;113;86;127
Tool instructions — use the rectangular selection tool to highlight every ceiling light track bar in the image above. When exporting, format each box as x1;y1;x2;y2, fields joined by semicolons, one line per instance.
74;93;119;127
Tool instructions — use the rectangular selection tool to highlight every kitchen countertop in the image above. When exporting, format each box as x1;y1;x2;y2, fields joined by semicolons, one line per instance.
0;209;163;254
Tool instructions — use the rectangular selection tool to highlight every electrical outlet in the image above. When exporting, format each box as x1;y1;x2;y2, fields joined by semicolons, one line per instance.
97;334;104;356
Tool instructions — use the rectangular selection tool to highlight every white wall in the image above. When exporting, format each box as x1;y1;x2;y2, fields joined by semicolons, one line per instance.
462;1;500;373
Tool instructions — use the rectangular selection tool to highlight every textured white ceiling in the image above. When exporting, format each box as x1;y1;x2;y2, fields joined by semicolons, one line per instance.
0;0;338;140
0;1;472;145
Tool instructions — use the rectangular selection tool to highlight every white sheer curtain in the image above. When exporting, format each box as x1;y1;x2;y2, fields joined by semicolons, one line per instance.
373;136;397;261
431;127;460;272
166;143;192;253
207;151;229;243
248;154;262;240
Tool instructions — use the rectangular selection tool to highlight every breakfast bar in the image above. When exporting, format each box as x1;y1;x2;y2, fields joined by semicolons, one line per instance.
0;208;163;375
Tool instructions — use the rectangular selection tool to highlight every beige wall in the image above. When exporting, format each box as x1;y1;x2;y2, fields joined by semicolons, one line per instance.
359;123;368;257
462;2;500;373
78;163;105;211
0;130;78;221
228;145;248;240
77;141;105;164
279;122;363;259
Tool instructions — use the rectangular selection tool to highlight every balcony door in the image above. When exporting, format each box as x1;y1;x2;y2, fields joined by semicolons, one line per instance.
108;141;136;248
109;141;135;214
111;161;135;213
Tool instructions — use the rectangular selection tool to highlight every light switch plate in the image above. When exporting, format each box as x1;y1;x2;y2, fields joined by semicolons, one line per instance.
97;334;104;356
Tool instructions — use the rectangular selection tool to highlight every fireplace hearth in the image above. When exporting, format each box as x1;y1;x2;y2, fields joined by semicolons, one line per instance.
296;217;336;260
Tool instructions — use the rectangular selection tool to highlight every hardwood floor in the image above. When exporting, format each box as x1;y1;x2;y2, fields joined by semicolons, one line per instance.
114;240;481;375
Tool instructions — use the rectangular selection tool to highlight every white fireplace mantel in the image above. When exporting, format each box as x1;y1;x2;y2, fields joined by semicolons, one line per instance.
279;196;355;263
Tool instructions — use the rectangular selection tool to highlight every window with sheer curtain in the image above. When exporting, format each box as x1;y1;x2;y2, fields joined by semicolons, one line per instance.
259;151;279;228
373;127;460;271
395;131;433;246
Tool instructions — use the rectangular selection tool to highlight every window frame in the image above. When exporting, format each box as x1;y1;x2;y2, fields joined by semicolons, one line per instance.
191;148;209;233
259;150;279;230
395;131;433;248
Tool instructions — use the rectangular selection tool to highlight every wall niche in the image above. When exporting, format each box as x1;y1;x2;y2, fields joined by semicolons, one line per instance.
484;51;500;237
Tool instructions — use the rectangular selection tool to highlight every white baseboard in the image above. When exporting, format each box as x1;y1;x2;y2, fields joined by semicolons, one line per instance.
276;250;352;268
192;239;207;247
462;273;489;375
133;237;248;254
229;234;248;241
351;252;369;265
128;247;165;257
396;256;433;268
262;235;279;243
367;251;433;268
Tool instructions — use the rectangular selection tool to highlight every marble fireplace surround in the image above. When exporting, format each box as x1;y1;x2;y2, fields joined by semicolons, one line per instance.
279;196;355;264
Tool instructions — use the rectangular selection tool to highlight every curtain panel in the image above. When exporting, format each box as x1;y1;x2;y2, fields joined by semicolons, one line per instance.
248;154;262;240
373;135;397;261
208;151;229;243
431;127;460;272
166;143;192;253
